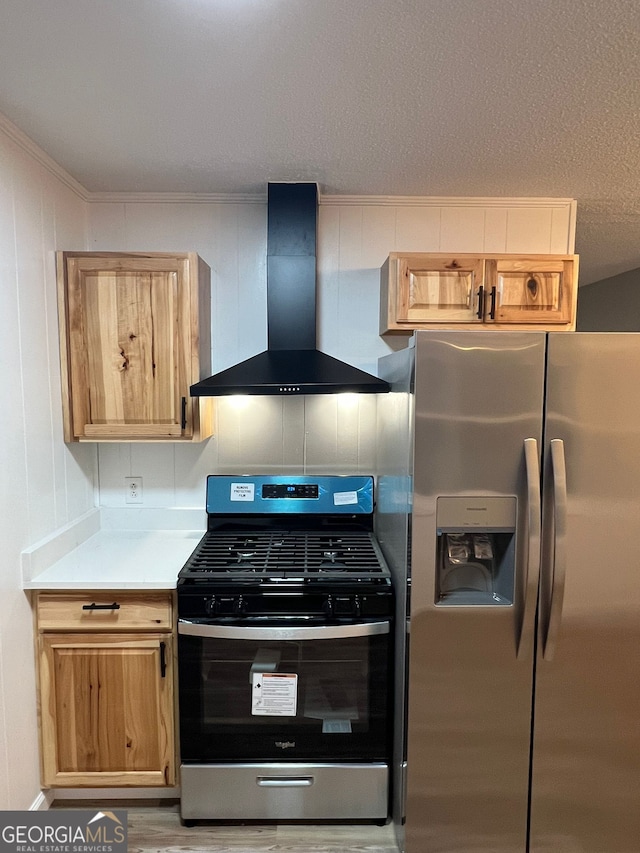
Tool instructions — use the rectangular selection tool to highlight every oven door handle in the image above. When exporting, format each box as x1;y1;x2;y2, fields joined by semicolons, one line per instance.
177;619;390;640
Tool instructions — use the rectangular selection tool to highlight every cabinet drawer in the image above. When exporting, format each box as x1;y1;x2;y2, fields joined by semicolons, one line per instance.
36;593;173;632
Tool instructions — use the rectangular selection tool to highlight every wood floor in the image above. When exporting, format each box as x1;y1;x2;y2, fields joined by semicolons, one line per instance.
53;800;400;853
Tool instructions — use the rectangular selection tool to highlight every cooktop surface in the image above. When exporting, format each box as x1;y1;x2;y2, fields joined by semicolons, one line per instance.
179;529;389;581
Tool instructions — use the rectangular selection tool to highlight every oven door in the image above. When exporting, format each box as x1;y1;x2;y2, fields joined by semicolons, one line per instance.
177;618;392;763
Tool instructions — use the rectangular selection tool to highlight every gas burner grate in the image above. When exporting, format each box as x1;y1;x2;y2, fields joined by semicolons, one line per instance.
180;530;387;577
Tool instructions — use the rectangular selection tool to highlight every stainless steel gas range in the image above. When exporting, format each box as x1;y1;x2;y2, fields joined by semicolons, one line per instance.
177;475;393;823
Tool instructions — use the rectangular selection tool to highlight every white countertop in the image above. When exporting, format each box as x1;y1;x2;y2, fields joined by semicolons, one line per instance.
22;509;206;590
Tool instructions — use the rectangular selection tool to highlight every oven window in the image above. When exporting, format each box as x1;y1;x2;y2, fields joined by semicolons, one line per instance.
178;629;391;762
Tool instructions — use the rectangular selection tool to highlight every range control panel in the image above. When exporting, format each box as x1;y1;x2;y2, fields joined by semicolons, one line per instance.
178;590;393;619
205;475;375;515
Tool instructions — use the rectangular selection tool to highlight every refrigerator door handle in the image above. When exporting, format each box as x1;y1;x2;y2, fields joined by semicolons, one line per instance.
518;437;542;659
543;438;568;660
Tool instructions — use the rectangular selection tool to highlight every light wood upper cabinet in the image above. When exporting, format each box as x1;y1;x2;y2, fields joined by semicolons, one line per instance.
56;252;214;442
380;253;579;333
35;592;175;788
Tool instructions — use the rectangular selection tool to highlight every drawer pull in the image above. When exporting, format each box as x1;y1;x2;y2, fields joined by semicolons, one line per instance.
81;602;121;611
256;776;314;787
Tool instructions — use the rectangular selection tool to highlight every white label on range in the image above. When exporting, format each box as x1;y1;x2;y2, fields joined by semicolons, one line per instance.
252;672;298;716
333;490;358;506
230;482;255;501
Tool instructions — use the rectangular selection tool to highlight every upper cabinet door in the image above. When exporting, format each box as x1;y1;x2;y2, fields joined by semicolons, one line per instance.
485;256;578;325
399;255;484;324
380;253;578;334
57;252;214;442
381;254;484;331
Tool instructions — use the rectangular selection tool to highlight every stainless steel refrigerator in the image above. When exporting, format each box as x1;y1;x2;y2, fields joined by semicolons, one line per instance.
375;330;640;853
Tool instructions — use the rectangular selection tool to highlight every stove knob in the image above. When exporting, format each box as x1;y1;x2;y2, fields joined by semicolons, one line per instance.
322;595;334;617
235;596;247;615
205;596;216;616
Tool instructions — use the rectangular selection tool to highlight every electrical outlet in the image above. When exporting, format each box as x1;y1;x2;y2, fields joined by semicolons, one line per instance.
125;476;143;504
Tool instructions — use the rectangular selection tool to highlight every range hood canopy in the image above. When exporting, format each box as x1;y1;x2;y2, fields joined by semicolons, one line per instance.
190;182;389;396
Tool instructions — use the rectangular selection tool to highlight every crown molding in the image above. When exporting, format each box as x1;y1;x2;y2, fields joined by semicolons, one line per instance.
87;192;576;208
321;195;577;208
88;191;265;204
0;111;576;212
0;112;90;200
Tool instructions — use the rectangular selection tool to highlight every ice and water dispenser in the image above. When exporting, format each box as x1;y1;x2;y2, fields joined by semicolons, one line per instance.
435;496;516;606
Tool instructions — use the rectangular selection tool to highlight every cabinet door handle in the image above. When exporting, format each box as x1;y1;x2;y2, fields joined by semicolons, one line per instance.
181;397;187;430
476;285;485;319
159;641;167;678
81;602;121;611
488;285;497;319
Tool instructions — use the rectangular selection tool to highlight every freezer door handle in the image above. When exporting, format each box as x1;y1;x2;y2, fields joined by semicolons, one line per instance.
518;438;541;659
543;438;568;660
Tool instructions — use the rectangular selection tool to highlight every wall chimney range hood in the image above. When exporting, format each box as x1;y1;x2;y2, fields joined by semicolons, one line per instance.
190;182;389;396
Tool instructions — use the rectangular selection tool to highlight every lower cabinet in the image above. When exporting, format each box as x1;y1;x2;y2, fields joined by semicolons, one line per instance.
35;592;175;788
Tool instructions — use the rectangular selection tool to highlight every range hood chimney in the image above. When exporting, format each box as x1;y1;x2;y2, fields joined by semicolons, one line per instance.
190;182;389;396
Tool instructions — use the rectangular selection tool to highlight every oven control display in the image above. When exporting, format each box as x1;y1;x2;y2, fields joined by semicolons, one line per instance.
262;484;319;499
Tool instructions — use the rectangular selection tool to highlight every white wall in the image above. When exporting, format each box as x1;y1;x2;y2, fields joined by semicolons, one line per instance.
0;120;94;808
90;196;576;508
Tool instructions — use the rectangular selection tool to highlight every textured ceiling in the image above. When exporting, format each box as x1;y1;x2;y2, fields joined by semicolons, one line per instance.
0;0;639;285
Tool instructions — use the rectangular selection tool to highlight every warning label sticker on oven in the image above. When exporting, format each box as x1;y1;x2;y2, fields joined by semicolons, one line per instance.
252;672;298;716
230;482;255;501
